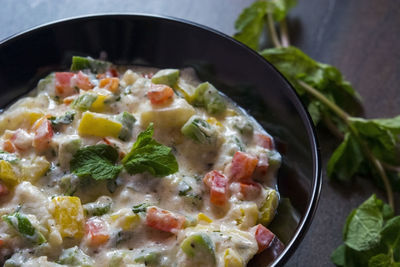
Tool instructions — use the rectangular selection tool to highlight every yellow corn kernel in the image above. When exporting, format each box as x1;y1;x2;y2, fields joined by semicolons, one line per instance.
197;213;213;224
22;156;50;183
90;94;108;112
110;209;141;230
0;160;19;186
225;109;238;117
224;248;243;267
207;117;222;127
51;196;84;238
78;112;122;138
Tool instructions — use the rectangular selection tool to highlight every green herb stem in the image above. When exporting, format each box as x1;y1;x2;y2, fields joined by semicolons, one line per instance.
267;12;282;48
298;80;395;210
297;80;350;122
279;19;290;47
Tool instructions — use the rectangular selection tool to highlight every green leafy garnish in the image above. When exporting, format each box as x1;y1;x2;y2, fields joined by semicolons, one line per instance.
331;195;400;266
70;144;122;180
2;212;46;244
260;47;361;125
234;0;297;50
132;203;152;214
49;111;76;126
122;124;178;177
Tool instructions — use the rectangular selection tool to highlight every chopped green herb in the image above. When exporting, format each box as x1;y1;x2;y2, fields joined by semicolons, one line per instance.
122;124;178;177
2;212;46;244
49;111;76;126
132;203;152;214
70;144;122;180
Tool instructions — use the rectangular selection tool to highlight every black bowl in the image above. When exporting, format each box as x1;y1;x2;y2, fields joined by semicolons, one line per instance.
0;14;321;266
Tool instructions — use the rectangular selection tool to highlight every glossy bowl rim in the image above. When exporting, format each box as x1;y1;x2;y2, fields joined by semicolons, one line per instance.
0;13;322;267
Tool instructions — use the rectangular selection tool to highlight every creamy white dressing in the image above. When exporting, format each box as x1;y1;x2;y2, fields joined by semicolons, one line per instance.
0;65;281;267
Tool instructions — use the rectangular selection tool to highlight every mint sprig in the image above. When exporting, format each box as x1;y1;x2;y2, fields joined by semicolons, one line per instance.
122;123;178;177
331;195;400;266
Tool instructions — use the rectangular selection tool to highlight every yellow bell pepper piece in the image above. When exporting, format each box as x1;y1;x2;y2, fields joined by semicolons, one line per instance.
0;160;19;186
78;111;122;138
110;209;141;231
224;248;243;267
197;213;213;224
51;196;84;238
90;94;108;112
22;156;50;183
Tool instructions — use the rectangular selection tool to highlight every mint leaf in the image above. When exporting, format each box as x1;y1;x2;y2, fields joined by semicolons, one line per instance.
70;144;122;180
331;244;346;266
350;117;400;166
332;195;400;266
327;133;364;182
234;0;269;50
233;0;297;50
368;254;398;267
122;124;178;177
270;0;297;22
344;195;383;251
260;46;361;128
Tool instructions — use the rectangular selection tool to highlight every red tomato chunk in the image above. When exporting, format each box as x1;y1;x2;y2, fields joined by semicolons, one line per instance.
85;217;110;246
203;170;229;206
254;133;273;150
32;117;53;152
146;206;185;234
0;182;9;197
55;72;75;97
75;71;94;91
254;224;275;253
229;151;258;181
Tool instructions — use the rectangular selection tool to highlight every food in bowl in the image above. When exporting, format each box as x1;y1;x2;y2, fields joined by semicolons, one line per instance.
0;56;284;266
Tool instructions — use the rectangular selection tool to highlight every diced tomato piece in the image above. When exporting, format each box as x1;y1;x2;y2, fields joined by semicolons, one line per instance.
239;181;262;199
254;133;273;150
146;206;186;234
32;117;53;152
107;68;119;78
11;129;32;151
99;77;120;93
3;140;16;153
55;72;76;97
254;224;275;253
0;181;9;197
203;170;229;206
147;84;174;105
229;151;258;181
253;154;269;180
75;71;94;90
85;217;110;246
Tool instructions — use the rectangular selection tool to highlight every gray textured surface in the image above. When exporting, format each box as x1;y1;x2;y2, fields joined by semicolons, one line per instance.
1;0;399;266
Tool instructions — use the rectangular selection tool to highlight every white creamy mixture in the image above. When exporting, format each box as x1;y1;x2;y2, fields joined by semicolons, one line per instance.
0;57;282;267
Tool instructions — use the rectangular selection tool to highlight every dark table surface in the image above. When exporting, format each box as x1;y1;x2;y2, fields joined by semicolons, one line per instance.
1;0;399;266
